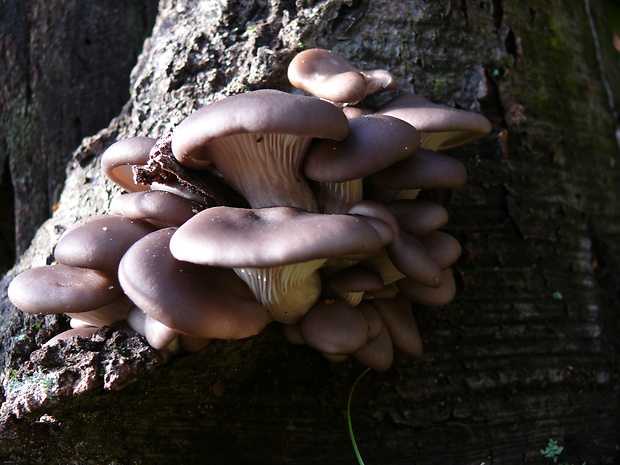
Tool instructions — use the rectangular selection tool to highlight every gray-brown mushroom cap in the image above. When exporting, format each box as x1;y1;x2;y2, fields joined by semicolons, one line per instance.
287;49;398;105
170;206;389;268
118;228;270;340
171;89;349;167
170;89;349;211
299;299;369;355
101;137;156;192
54;214;157;272
110;190;205;227
8;264;123;314
377;93;492;151
304;115;420;182
366;148;467;191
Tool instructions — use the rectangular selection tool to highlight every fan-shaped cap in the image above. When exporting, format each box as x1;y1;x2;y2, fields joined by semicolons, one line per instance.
54;214;156;272
304;115;420;182
118;228;270;340
170;206;388;268
377;93;492;150
367;149;467;190
8;264;123;314
101;137;156;192
171;89;349;169
287;49;397;105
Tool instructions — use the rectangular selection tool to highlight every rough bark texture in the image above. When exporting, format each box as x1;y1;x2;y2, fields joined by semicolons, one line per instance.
1;0;619;464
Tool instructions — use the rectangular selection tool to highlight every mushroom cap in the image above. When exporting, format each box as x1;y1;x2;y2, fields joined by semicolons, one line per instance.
377;93;492;150
170;206;388;268
171;89;349;168
363;69;398;96
304;115;420;182
118;228;269;340
353;325;394;372
8;264;123;314
287;49;397;105
397;268;457;307
385;200;449;237
366;149;467;190
54;214;156;272
419;231;462;269
101;137;156;192
299;299;369;355
110;190;205;227
371;295;423;360
287;49;369;104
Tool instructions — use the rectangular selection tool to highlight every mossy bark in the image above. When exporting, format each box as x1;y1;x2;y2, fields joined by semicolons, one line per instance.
1;0;619;464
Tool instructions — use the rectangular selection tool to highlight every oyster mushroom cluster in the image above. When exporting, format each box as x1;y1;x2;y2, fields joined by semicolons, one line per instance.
8;49;491;371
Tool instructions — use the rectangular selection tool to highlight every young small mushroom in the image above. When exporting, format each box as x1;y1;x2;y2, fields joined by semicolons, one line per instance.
101;137;156;192
169;206;390;323
377;93;492;151
171;89;349;211
304;114;420;213
353;325;394;372
118;228;270;340
287;48;397;106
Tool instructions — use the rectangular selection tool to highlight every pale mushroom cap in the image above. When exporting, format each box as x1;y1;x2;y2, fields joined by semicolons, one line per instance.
170;206;388;268
287;49;368;104
304;115;420;182
101;137;156;192
171;89;349;167
118;228;269;340
8;264;123;314
377;93;492;150
54;214;156;272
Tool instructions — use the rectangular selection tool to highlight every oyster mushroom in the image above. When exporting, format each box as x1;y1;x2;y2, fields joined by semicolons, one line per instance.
304;114;419;213
169;205;390;323
377;93;492;151
101;137;156;192
287;48;397;106
171;89;349;211
118;228;270;340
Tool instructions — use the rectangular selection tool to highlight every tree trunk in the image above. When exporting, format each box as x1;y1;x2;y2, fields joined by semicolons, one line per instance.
1;0;619;464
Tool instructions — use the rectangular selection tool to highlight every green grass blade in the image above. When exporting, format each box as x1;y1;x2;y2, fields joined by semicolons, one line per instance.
347;368;371;465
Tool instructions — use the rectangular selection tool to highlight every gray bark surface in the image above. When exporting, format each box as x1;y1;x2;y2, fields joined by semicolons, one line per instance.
1;0;619;464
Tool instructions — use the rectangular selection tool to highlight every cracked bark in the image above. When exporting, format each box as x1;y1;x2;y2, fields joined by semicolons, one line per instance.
1;0;619;464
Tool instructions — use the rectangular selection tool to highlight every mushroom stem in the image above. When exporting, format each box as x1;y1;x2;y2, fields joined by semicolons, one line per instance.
234;259;326;323
193;132;317;211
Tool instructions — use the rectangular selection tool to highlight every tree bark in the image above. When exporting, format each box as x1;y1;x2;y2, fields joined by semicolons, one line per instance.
1;0;619;464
